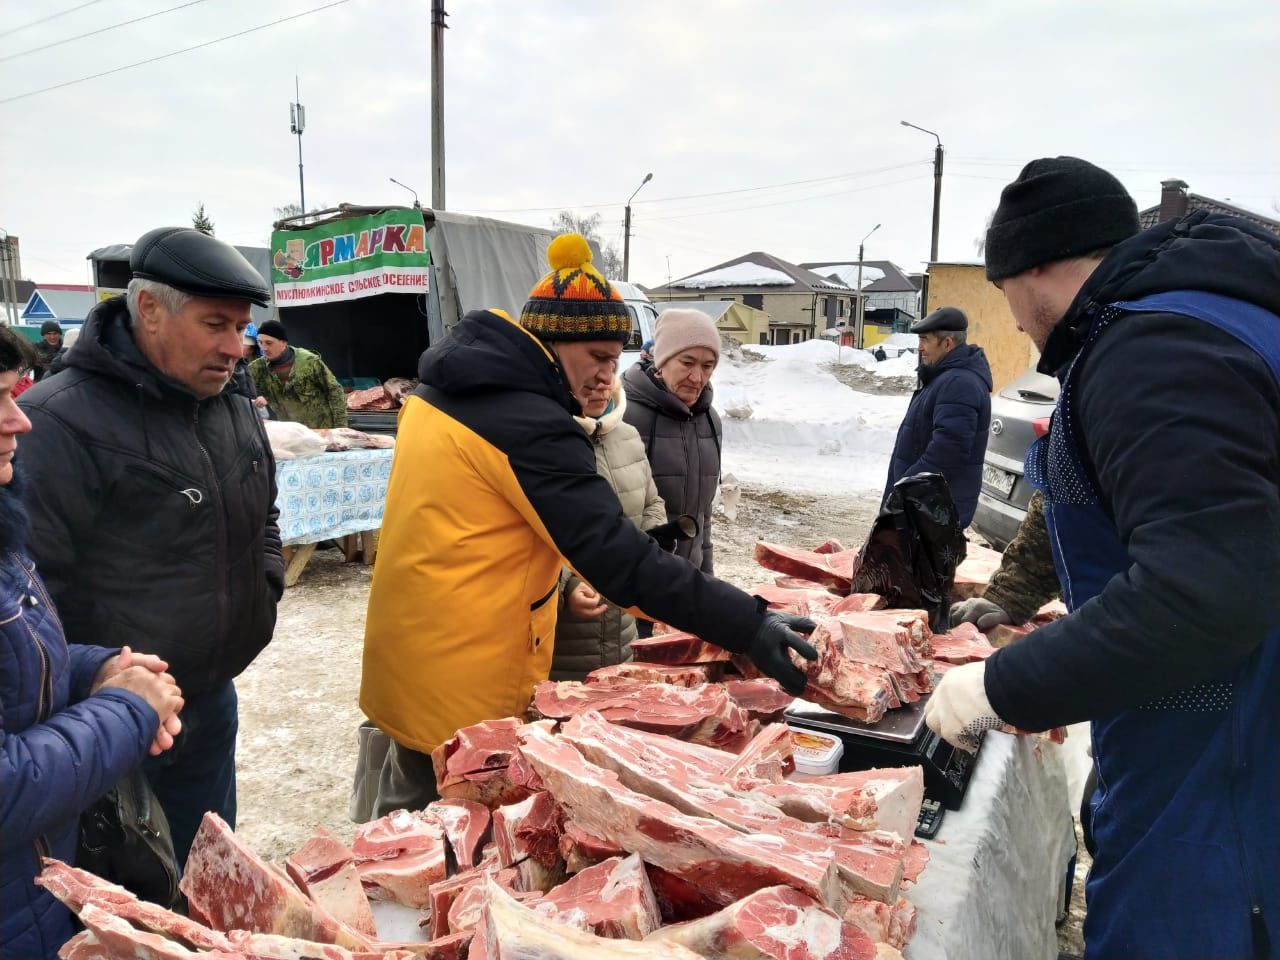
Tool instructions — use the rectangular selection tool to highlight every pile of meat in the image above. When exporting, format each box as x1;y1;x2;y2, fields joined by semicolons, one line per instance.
347;377;420;412
44;706;929;960
314;427;397;452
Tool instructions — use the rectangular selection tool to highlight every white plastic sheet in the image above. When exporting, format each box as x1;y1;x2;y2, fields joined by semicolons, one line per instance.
905;732;1076;960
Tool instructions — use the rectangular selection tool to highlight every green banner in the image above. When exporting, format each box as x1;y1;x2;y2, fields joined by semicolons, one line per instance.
271;209;431;306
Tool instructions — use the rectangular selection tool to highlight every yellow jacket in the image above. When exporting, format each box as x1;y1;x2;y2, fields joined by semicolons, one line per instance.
360;311;764;754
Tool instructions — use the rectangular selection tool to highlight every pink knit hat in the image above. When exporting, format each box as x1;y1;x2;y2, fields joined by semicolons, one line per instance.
653;309;721;369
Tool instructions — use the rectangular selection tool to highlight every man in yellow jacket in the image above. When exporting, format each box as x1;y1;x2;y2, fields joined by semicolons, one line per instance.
361;234;816;813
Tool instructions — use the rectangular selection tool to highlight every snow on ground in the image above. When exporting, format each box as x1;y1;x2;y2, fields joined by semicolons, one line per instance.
712;341;907;494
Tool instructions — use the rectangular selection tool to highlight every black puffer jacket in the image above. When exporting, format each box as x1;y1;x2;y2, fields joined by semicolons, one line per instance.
622;363;722;573
17;297;285;698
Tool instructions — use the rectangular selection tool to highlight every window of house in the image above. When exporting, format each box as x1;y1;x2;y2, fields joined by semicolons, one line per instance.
743;293;764;310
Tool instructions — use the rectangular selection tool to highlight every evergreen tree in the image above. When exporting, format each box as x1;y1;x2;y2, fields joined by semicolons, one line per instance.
192;202;215;236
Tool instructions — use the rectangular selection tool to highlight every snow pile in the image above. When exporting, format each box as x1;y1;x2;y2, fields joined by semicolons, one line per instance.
676;261;794;289
873;351;920;378
711;344;907;493
805;264;886;289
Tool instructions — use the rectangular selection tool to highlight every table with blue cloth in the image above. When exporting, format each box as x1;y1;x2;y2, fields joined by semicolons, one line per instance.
275;447;394;585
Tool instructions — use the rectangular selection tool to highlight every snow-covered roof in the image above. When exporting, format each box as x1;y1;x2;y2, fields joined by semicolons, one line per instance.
805;264;886;290
676;261;795;289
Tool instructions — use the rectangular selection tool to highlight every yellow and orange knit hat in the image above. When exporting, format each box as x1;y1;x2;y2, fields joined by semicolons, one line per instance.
520;233;631;344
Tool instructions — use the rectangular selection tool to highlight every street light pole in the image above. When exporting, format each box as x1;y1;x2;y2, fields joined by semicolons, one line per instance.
389;177;421;208
855;223;881;350
622;172;653;282
431;0;448;210
900;120;943;315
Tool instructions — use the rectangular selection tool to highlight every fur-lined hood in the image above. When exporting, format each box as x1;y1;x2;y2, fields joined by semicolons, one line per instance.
573;377;628;438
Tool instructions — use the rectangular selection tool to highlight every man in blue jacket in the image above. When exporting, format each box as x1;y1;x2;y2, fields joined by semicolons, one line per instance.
0;325;185;960
883;307;992;525
925;156;1280;959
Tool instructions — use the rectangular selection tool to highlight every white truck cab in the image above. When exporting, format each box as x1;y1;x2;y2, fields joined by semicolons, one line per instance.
611;280;659;350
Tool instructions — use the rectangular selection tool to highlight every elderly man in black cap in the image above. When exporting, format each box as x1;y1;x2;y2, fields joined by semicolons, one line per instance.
882;306;992;526
18;227;285;867
925;157;1280;959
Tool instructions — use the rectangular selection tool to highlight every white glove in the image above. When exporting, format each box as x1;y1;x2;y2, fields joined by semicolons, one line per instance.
924;661;1005;753
950;597;1013;631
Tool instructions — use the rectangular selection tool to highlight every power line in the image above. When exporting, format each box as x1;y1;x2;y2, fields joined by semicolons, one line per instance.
0;0;212;64
0;0;108;40
0;0;352;106
650;174;931;221
468;160;931;215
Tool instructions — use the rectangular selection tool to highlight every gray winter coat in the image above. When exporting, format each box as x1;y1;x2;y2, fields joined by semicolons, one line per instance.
552;383;666;681
622;362;722;574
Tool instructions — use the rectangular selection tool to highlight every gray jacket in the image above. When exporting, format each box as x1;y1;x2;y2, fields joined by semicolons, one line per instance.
621;362;722;574
552;383;666;681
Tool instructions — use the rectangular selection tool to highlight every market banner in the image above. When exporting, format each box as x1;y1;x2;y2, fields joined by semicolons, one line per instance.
270;210;431;306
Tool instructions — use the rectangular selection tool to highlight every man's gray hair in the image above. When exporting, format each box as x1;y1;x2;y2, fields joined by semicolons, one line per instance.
947;329;968;345
126;278;190;321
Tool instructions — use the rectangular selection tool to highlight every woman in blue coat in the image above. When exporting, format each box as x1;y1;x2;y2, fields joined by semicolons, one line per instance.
0;327;185;960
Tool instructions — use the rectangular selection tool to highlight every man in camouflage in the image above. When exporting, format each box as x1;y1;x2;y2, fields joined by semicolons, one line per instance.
951;490;1059;629
250;319;348;428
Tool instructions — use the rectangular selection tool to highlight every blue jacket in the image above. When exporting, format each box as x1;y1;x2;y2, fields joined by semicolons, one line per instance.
884;344;992;525
0;478;156;960
985;211;1280;958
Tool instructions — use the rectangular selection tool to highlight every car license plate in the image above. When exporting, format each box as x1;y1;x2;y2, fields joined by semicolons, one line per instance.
982;464;1016;497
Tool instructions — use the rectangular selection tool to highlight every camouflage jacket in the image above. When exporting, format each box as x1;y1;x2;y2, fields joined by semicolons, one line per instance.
982;490;1061;622
249;347;348;429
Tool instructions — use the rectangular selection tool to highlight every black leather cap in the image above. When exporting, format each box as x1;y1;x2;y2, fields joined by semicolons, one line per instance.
130;227;271;307
910;306;967;335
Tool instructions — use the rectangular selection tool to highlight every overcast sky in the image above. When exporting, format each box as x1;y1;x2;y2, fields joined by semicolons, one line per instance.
3;0;1277;291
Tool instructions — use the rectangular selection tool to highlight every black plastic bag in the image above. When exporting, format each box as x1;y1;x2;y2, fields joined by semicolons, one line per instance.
851;473;967;632
78;768;181;908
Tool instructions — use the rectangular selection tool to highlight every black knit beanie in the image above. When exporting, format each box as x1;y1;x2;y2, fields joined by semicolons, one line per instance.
985;157;1140;281
257;319;288;341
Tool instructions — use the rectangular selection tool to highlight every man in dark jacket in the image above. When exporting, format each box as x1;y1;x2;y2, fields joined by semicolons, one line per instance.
33;320;62;380
925;157;1280;958
17;227;285;867
883;307;992;525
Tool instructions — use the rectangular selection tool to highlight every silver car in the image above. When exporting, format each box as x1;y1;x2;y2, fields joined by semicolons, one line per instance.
971;370;1058;550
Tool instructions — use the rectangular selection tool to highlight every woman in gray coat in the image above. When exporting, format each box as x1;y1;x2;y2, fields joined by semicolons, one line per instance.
622;309;722;577
552;377;666;681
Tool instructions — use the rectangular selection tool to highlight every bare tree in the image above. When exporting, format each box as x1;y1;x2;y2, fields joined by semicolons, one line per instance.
192;202;215;236
552;211;624;279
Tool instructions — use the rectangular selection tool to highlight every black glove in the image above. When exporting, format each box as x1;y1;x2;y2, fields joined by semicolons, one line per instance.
647;515;699;552
746;612;818;696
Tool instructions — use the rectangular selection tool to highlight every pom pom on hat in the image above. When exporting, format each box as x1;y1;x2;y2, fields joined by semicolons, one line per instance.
520;233;631;344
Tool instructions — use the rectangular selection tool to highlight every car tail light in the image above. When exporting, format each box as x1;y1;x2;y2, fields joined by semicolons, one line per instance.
1032;416;1051;438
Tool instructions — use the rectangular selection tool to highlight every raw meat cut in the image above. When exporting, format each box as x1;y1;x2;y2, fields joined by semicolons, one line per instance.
748;582;843;617
814;538;847;554
645;884;878;959
629;630;733;665
37;859;233;953
532;854;662;940
842;895;918;951
313;427;396;451
531;679;753;751
754;541;859;590
952;542;1002;599
584;662;716;686
181;813;373;949
352;810;447;909
346;386;396;412
224;929;391;959
479;878;703;959
559;821;626;873
491;791;567;892
557;712;903;904
428;872;482;940
644;865;724;924
431;718;534;809
723;678;795;721
447;870;530;935
74;902;206;960
428;798;492;869
285;828;377;937
721;723;795;787
748;767;925;844
830;593;888;614
516;723;843;910
929;622;996;664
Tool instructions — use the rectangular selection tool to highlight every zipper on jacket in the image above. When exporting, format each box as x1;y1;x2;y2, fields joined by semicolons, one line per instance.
193;403;228;660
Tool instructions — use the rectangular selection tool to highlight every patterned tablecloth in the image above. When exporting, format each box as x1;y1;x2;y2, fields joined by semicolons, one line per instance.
275;448;394;546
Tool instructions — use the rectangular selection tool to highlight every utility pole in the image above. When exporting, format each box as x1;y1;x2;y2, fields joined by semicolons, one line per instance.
431;0;448;210
0;231;17;326
290;77;306;219
855;223;881;349
900;120;943;315
622;172;653;281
